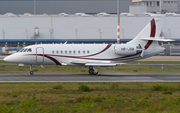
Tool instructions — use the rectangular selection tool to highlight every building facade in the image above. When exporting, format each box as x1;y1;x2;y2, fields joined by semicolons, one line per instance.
0;13;180;43
132;0;180;14
0;0;132;15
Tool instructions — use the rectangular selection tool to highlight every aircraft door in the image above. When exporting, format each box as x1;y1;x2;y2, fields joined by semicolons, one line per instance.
36;47;44;63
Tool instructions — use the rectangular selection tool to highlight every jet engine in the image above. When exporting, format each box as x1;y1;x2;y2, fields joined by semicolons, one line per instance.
114;44;142;56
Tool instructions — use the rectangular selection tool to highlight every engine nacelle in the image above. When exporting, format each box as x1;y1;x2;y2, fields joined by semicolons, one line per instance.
114;44;138;55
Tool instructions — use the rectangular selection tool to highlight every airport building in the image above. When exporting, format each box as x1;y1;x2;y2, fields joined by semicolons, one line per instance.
132;0;180;14
0;0;132;14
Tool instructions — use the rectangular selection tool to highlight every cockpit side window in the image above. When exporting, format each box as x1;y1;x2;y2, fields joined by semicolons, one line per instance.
27;48;32;52
19;48;24;52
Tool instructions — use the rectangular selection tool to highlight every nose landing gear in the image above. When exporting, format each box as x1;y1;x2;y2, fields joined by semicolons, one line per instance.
30;64;33;75
89;66;98;75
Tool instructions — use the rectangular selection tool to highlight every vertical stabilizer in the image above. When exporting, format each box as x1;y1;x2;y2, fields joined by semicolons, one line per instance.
127;14;165;46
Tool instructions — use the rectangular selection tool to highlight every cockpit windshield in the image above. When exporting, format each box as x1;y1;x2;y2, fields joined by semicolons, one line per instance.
19;48;32;52
23;48;28;52
19;48;24;52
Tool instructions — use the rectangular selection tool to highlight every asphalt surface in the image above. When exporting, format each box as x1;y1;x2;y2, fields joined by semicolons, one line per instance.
0;73;180;82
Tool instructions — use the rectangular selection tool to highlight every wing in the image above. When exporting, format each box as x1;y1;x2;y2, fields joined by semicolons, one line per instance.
70;61;126;67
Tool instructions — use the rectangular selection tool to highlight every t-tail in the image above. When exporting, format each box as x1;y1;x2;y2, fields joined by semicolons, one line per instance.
126;14;173;57
128;14;166;45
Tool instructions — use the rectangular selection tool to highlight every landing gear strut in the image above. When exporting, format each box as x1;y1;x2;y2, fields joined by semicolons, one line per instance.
30;64;33;75
89;66;98;75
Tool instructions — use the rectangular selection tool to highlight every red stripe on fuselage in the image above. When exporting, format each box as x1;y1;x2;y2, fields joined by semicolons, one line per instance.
35;54;61;65
77;44;112;57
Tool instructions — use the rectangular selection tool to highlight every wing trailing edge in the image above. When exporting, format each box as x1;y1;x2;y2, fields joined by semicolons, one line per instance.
71;61;126;66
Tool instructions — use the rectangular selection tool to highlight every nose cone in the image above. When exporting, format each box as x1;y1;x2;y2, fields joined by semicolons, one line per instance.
3;54;18;63
3;55;12;62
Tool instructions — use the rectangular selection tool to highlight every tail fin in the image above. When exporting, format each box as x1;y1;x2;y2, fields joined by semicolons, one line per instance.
127;14;165;46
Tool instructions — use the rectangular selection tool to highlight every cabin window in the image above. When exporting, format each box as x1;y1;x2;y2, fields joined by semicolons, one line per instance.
52;51;54;54
83;51;85;54
87;51;90;54
61;51;63;54
69;51;71;54
56;51;59;54
65;51;67;54
73;51;76;54
27;48;32;52
78;51;80;54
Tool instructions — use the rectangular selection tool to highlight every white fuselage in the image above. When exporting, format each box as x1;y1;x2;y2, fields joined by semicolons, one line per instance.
4;43;164;66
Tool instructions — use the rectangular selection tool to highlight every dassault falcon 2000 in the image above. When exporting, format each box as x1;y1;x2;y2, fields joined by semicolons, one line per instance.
4;14;173;75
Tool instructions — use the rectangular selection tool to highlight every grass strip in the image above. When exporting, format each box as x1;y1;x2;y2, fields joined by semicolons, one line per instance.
0;82;180;112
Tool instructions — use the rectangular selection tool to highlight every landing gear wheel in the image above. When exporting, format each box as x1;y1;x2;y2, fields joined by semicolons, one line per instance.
30;71;33;75
30;64;34;75
89;69;94;75
88;66;99;75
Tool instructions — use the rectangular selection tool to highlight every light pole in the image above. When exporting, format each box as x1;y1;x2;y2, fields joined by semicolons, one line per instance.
117;0;120;44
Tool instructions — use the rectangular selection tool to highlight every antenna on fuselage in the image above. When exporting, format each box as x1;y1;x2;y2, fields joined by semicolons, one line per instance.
117;0;120;44
64;39;68;44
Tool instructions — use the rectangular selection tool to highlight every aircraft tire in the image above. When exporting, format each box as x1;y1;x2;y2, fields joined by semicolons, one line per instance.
89;69;94;75
30;71;33;75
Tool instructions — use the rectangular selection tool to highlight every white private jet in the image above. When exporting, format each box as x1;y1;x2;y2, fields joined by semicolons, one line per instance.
3;14;173;75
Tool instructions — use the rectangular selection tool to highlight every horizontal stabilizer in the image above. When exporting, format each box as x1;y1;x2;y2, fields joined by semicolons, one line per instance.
140;37;174;42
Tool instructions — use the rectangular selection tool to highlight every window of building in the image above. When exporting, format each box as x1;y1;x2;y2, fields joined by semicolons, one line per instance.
157;1;159;6
141;2;145;5
150;2;152;6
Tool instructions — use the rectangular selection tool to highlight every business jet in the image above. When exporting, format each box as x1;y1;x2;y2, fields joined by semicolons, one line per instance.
3;14;173;75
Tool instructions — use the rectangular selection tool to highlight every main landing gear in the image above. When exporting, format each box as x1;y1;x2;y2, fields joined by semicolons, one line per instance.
89;66;98;75
30;64;33;75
